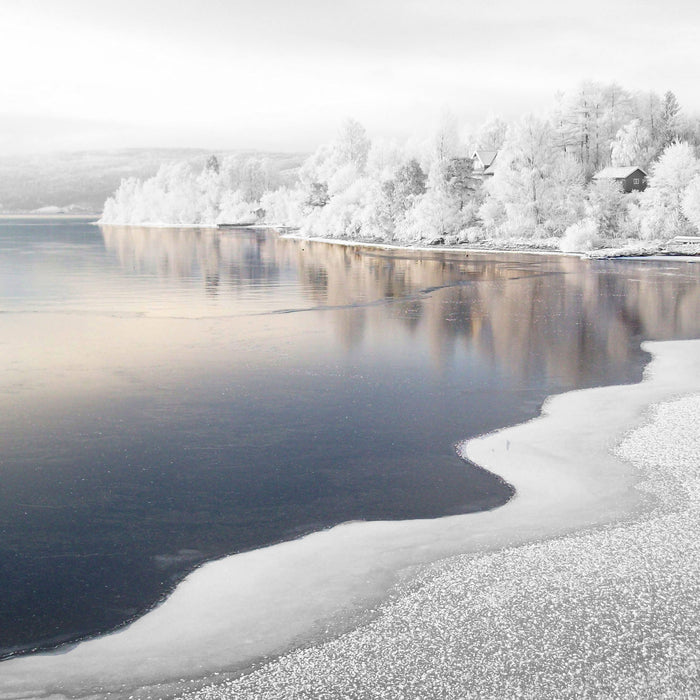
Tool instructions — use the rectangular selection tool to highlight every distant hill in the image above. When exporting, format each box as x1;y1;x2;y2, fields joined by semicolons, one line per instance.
0;148;306;214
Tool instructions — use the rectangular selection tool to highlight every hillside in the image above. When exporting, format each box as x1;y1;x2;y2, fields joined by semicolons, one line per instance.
0;148;305;214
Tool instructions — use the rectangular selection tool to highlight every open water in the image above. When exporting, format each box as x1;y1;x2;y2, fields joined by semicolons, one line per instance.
1;218;698;658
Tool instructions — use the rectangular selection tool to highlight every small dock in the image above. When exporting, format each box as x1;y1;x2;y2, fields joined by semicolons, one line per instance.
217;222;256;229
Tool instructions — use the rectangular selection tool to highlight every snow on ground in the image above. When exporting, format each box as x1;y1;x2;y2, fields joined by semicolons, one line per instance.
181;391;700;699
1;341;699;699
281;230;700;260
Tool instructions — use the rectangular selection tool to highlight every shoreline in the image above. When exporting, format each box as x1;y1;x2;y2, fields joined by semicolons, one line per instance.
93;219;700;261
210;383;700;699
2;338;699;698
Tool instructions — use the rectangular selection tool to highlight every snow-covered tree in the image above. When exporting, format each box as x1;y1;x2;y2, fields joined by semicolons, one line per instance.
681;175;700;232
432;111;462;165
365;138;405;181
483;115;584;237
301;177;383;240
336;118;371;171
260;186;304;227
217;190;257;225
555;82;628;176
239;158;269;202
382;158;426;222
394;168;464;244
600;83;635;145
639;141;700;239
610;119;654;168
585;179;628;237
473;116;508;151
394;158;427;200
206;155;220;174
306;182;330;208
633;90;664;147
444;157;478;211
100;155;284;226
660;91;681;146
297;119;371;211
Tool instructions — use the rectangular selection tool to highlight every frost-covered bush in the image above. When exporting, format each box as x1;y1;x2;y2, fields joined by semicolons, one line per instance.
560;218;602;252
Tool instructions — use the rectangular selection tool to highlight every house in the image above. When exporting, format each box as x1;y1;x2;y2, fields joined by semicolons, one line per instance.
471;150;498;177
592;166;647;193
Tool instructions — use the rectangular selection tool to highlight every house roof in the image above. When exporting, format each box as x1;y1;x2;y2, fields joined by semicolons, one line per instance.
593;166;647;180
472;150;498;168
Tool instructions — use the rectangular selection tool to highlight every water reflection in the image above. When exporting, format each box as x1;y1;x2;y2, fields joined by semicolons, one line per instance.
102;224;700;386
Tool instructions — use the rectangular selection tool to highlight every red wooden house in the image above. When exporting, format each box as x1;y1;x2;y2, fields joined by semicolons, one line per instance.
592;166;647;193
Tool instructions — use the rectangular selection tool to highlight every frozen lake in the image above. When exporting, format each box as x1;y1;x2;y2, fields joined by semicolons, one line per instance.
1;218;699;661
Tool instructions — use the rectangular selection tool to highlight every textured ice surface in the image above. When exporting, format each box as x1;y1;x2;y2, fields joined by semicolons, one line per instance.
2;340;699;699
184;392;700;699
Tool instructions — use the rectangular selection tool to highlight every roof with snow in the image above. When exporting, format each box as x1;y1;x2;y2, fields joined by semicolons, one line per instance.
472;150;498;168
593;166;647;180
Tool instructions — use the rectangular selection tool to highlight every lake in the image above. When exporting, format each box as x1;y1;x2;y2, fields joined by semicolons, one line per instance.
1;217;699;659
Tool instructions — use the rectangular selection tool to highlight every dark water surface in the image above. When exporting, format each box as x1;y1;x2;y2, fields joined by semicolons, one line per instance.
1;218;699;658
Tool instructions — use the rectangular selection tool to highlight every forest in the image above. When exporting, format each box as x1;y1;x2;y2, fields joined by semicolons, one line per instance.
100;82;700;253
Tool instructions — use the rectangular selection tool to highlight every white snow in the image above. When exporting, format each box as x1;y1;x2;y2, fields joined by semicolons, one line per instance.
187;389;700;700
1;340;699;699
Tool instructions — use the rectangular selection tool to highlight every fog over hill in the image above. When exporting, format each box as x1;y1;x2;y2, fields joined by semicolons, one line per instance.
0;149;305;214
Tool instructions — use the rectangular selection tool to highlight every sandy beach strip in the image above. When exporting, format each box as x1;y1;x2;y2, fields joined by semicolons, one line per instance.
1;340;699;699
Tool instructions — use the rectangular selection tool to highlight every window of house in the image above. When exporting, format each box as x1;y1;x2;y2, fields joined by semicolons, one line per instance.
633;178;640;185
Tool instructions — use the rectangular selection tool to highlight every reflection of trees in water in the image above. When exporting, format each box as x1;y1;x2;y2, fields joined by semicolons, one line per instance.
418;258;700;385
100;225;700;386
101;225;283;295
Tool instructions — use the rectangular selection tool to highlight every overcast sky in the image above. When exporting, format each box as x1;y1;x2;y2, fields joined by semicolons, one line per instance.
2;0;700;154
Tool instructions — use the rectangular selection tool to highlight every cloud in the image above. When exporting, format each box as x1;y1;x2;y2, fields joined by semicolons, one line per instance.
2;0;700;152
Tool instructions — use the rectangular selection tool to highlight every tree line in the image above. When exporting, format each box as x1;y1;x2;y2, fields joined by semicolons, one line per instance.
101;81;700;252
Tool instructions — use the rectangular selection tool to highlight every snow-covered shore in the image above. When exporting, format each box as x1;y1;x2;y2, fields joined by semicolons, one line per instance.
197;388;700;700
279;229;700;260
1;339;699;699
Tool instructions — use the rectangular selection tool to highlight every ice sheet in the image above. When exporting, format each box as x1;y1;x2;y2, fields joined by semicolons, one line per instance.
2;340;699;699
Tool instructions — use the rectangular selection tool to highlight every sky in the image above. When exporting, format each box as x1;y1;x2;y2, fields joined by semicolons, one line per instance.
2;0;700;154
